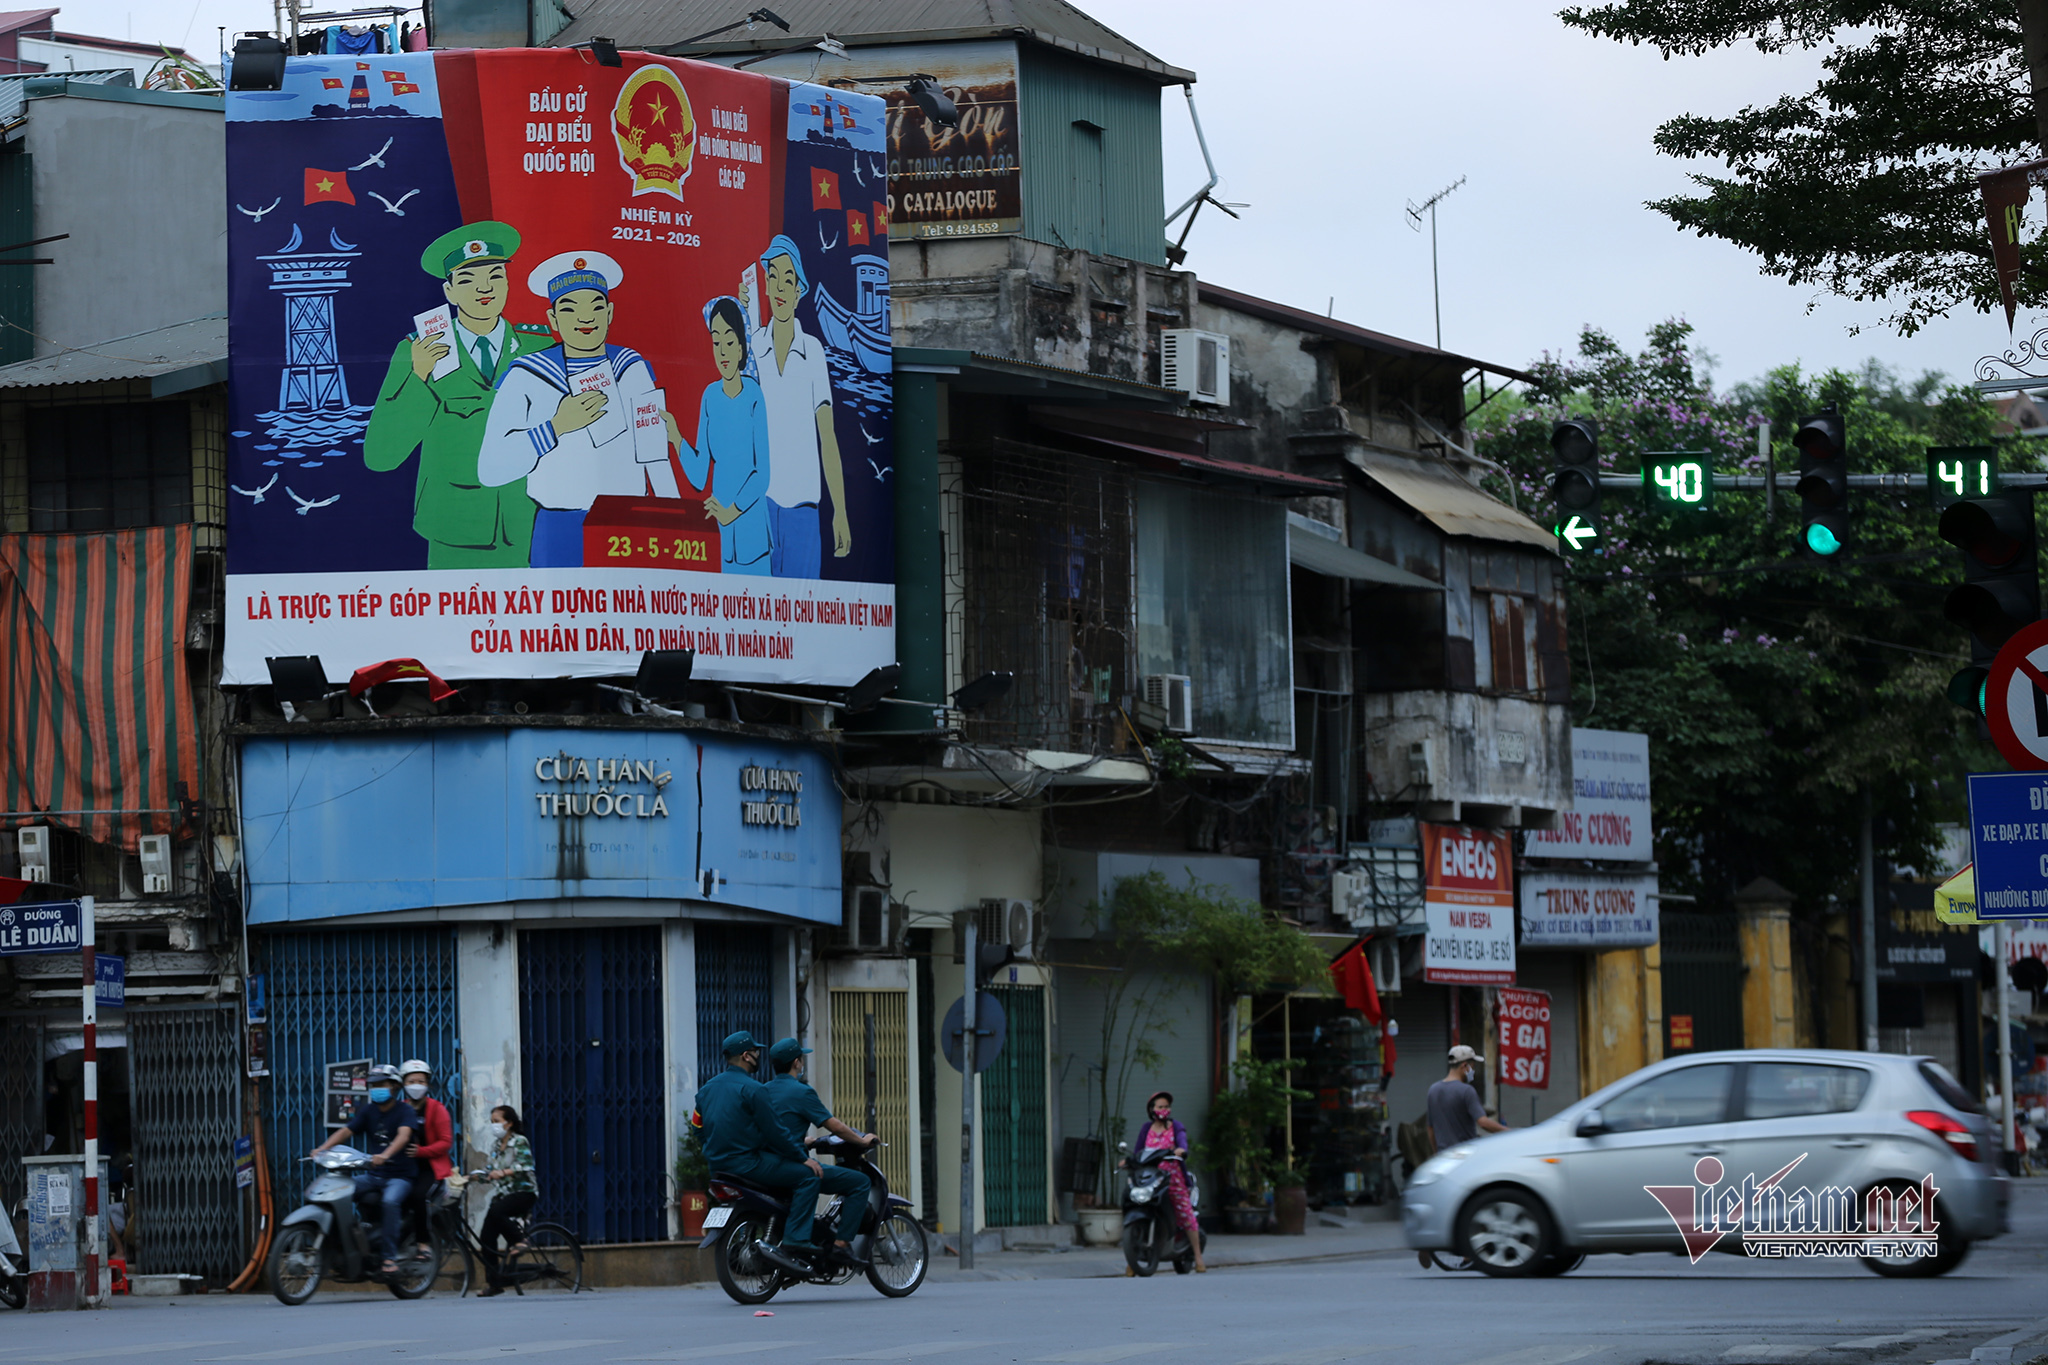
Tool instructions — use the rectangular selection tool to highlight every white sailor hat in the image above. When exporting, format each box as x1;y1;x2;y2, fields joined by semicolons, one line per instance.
529;250;624;305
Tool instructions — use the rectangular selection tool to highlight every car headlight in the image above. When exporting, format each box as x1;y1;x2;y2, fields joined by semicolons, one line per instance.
1407;1145;1472;1189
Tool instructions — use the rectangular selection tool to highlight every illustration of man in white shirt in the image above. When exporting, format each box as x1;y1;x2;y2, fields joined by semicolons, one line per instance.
749;234;850;578
478;250;680;567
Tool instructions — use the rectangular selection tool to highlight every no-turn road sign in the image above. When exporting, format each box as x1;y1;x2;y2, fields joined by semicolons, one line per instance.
1986;619;2048;770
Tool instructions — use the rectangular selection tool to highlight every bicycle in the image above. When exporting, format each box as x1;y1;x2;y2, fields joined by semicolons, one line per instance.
431;1173;584;1297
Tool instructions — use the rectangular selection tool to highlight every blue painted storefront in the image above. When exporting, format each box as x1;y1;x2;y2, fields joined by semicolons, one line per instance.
242;728;841;924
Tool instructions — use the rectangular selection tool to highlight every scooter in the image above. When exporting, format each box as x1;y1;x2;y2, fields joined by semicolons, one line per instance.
700;1134;928;1305
0;1198;24;1310
1118;1141;1206;1277
266;1147;438;1304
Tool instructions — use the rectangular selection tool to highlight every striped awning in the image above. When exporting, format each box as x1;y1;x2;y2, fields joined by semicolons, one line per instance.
0;527;198;845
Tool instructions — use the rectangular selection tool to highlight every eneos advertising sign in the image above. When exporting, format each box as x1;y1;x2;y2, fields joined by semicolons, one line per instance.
1422;822;1515;985
223;50;894;687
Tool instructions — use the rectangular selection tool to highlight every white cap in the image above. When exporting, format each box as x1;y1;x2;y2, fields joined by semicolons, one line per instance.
399;1058;432;1078
528;250;624;303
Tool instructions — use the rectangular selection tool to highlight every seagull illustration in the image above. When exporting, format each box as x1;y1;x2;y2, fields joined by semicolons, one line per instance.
236;198;282;223
349;137;393;170
852;158;867;186
369;189;420;216
817;222;839;251
286;487;340;515
858;424;883;445
230;473;279;504
867;457;892;481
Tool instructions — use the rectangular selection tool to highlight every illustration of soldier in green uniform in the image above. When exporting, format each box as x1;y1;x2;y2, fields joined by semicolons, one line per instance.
364;222;557;568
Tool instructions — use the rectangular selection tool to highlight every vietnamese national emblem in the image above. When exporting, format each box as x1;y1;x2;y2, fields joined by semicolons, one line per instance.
613;64;696;200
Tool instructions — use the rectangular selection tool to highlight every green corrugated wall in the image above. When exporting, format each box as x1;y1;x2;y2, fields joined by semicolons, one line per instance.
0;151;33;365
1017;46;1165;266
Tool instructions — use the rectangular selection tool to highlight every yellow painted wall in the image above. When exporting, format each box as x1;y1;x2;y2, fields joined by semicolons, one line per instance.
1738;902;1798;1049
1580;946;1663;1095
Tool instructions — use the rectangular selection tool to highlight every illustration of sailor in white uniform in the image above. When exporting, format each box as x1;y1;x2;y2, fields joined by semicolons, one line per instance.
477;250;680;567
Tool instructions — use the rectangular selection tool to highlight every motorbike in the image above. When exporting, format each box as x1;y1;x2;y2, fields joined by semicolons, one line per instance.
266;1148;439;1304
700;1134;928;1305
1118;1140;1206;1277
0;1198;23;1310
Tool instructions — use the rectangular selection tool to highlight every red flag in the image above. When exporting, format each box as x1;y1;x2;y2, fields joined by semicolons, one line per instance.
355;61;370;69
846;208;869;246
321;77;344;89
304;168;355;205
0;876;31;905
1329;941;1382;1023
810;167;840;211
872;201;890;235
382;69;407;81
348;657;457;702
1981;162;2043;332
391;83;420;95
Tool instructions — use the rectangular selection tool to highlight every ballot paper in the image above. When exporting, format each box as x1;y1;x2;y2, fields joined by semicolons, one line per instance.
575;363;628;445
412;305;461;380
633;388;668;465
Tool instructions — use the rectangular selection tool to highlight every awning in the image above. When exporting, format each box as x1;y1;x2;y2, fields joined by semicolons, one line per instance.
0;315;227;396
1288;513;1441;588
1352;447;1557;551
0;526;199;844
1935;864;1976;924
1029;407;1341;495
1062;430;1340;495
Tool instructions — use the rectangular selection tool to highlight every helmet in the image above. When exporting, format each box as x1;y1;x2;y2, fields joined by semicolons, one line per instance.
399;1058;432;1079
368;1064;404;1084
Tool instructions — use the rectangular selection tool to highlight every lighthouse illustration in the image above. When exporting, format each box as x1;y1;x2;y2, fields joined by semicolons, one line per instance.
249;222;372;465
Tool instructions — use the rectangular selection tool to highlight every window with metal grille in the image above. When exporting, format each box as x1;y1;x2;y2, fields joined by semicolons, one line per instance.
26;401;193;532
828;989;912;1197
956;440;1133;753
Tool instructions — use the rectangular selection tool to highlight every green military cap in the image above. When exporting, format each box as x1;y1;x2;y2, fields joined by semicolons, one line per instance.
768;1037;812;1067
722;1030;763;1057
420;221;521;278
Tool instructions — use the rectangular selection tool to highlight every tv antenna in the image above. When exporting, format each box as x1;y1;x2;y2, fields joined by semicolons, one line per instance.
1404;175;1465;349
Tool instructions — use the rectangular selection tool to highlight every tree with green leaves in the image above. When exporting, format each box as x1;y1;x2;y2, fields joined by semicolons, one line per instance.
1557;2;2048;333
1477;320;2011;1037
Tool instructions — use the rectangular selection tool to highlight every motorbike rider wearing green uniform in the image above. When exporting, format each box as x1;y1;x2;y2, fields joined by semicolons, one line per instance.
763;1037;876;1262
695;1030;822;1267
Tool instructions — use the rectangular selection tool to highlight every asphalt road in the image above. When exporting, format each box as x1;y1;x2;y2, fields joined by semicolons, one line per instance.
10;1185;2048;1365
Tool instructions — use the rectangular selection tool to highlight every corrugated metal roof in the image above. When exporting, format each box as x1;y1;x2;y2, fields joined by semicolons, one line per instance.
555;0;1193;84
1352;447;1557;552
0;66;134;128
1198;281;1536;386
0;314;226;393
1287;512;1442;589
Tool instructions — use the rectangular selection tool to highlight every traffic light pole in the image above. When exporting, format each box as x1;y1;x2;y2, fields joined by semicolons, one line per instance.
959;912;976;1270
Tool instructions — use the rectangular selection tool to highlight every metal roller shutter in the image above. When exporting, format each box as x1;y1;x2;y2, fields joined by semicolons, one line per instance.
695;923;773;1086
129;1005;242;1280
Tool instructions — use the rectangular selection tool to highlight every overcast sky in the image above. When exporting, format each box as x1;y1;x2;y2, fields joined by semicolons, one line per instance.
76;0;2022;394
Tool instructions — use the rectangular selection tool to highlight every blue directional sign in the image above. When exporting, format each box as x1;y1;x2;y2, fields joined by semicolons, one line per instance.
96;954;124;1008
1966;772;2048;919
0;900;82;955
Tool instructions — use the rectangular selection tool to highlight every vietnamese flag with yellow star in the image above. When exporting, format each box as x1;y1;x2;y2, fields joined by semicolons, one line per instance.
303;168;355;205
810;166;839;211
847;208;870;246
872;201;889;235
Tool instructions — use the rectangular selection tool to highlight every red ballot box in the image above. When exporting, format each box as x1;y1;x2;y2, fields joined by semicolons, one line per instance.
583;494;721;572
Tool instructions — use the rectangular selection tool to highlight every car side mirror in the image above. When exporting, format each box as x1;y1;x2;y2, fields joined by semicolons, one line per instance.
1575;1109;1608;1137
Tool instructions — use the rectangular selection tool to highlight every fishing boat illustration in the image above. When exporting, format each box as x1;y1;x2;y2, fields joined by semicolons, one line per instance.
813;254;890;374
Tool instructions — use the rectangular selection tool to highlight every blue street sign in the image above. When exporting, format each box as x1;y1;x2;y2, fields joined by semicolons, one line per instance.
0;900;82;955
1966;772;2048;919
96;954;124;1008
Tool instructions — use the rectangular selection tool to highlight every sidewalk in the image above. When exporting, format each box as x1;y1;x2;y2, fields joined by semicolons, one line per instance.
927;1210;1411;1283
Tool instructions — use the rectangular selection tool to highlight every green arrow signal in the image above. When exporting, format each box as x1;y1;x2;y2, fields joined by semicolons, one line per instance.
1556;514;1598;551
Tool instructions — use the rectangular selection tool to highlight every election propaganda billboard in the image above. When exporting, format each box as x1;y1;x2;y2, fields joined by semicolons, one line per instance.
222;50;895;687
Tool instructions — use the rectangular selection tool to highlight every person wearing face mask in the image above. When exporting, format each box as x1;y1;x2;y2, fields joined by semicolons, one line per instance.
1130;1092;1204;1273
474;1105;537;1296
762;1037;876;1263
310;1064;419;1277
398;1060;452;1260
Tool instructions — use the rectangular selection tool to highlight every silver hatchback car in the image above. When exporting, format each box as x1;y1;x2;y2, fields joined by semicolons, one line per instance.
1403;1049;2007;1278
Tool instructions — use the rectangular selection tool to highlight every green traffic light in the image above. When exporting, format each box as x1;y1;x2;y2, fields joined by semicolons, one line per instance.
1805;523;1842;556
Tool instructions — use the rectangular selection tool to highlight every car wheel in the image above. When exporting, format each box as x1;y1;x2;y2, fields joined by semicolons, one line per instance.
1530;1249;1584;1277
1457;1188;1554;1278
1859;1182;1970;1278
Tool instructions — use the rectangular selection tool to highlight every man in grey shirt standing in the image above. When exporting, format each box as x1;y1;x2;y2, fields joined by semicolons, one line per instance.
1419;1045;1509;1268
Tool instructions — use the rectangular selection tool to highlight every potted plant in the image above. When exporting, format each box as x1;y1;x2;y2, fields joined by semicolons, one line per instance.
1196;1058;1309;1234
1272;1165;1310;1236
674;1125;711;1239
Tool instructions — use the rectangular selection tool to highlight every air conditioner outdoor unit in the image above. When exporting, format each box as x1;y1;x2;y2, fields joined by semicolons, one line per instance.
138;834;173;895
1160;329;1230;405
17;826;50;882
980;897;1038;961
837;884;900;953
1142;674;1195;735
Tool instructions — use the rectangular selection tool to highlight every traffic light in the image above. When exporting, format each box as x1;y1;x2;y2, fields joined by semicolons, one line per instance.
1549;419;1600;552
1939;490;2038;714
1792;407;1849;556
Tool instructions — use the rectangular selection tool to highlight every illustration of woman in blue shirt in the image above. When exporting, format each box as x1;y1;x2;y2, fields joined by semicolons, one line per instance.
677;295;773;575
